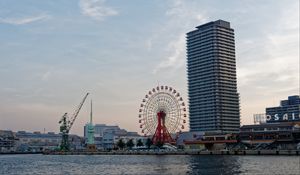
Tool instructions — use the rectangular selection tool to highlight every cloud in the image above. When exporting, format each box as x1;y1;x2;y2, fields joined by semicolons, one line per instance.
79;0;118;21
153;34;185;74
237;1;299;89
145;38;153;51
235;0;299;124
0;14;50;25
41;71;51;81
152;0;208;74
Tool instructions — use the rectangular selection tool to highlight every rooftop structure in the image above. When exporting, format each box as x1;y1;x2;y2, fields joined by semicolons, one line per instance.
266;95;300;123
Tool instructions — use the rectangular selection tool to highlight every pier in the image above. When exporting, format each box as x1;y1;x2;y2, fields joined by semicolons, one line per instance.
43;150;300;156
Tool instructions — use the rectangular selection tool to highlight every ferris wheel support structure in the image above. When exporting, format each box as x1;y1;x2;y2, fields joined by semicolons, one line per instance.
152;110;174;144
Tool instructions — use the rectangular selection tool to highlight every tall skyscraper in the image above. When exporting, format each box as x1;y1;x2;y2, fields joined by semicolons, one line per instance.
187;20;240;133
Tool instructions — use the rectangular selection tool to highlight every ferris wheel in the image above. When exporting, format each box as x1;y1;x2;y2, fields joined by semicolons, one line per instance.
138;85;187;143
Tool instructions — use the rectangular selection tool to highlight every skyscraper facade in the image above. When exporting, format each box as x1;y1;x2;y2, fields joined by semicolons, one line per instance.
187;20;240;133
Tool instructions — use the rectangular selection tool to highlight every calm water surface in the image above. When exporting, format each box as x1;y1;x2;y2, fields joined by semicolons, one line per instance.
0;154;299;174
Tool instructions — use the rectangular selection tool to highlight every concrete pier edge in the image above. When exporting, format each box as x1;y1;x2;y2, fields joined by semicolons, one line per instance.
42;150;300;156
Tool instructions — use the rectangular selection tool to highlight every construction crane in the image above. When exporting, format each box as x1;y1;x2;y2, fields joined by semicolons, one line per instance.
59;93;89;151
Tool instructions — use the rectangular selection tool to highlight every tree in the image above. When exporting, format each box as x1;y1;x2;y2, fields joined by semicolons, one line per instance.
145;138;153;149
155;141;164;148
136;139;144;147
126;139;135;149
117;139;125;150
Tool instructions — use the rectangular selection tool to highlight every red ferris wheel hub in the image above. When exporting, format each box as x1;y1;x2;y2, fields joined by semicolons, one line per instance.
157;111;166;118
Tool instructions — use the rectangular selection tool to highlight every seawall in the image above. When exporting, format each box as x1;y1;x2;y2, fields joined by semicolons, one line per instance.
43;150;300;156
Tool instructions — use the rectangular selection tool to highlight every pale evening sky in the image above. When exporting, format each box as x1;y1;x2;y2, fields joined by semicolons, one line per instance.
0;0;299;136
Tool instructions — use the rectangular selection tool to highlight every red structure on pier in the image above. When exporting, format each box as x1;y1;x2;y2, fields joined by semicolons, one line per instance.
152;111;174;144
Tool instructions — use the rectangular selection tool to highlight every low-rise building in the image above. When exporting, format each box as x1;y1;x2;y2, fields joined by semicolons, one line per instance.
0;130;17;152
176;131;204;149
15;131;84;152
15;131;61;151
84;124;143;150
239;122;300;149
183;132;237;150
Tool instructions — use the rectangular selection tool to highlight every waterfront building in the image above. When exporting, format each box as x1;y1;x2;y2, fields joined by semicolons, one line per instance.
84;124;140;149
239;122;300;149
0;130;17;152
84;124;127;138
176;131;205;148
84;124;127;149
15;131;61;151
181;122;300;150
15;131;83;151
266;95;300;123
187;20;240;133
183;133;237;150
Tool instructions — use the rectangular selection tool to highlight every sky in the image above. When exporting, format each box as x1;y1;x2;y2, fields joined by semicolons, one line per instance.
0;0;299;136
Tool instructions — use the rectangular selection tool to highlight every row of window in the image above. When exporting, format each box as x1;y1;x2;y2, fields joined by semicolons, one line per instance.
188;70;236;80
187;39;234;51
187;28;234;41
187;63;235;73
187;62;236;72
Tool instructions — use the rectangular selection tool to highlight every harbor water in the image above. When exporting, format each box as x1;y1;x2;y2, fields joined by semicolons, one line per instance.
0;154;299;174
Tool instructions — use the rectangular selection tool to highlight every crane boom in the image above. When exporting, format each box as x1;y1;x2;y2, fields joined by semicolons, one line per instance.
68;92;89;131
59;92;89;151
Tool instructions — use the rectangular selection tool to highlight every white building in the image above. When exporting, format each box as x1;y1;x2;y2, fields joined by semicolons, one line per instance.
0;130;17;152
15;131;83;151
83;124;144;149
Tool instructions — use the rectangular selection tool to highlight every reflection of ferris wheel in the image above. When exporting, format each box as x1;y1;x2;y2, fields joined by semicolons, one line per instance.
138;85;187;144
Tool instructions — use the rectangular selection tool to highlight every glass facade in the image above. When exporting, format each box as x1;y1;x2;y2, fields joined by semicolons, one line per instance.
187;20;240;133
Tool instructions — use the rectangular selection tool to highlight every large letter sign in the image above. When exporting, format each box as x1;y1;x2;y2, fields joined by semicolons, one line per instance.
274;114;279;121
266;113;300;122
266;115;272;121
282;114;288;120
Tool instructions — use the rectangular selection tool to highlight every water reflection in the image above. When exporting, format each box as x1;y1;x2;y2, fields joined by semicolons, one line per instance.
187;155;242;174
0;154;299;174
